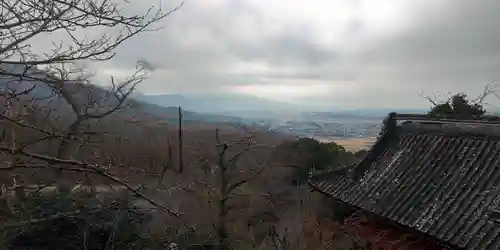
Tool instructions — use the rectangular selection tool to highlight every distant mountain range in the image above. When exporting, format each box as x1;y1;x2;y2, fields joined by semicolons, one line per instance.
302;109;428;120
132;92;433;120
132;92;297;114
0;65;247;126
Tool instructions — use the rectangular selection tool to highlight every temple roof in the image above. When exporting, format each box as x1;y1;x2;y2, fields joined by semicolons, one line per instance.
310;113;500;250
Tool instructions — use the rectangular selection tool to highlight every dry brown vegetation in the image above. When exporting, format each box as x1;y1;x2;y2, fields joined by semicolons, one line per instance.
0;87;363;248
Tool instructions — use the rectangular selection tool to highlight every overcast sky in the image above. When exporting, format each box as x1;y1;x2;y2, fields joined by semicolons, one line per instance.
90;0;500;110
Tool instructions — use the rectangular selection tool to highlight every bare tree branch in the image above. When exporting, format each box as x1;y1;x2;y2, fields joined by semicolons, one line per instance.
0;144;194;231
0;0;183;65
0;201;120;231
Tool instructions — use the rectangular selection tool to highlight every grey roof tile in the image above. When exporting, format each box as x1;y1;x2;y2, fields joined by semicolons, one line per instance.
310;113;500;250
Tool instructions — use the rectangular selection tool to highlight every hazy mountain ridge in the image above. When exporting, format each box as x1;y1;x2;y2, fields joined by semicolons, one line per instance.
133;92;297;114
0;66;246;126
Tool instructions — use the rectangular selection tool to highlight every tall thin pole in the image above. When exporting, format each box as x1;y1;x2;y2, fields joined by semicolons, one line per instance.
177;106;184;173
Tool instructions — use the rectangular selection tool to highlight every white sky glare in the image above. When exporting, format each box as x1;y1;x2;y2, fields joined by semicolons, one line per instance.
85;0;500;110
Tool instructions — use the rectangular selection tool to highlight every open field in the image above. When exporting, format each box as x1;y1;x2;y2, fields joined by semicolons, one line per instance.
318;137;377;152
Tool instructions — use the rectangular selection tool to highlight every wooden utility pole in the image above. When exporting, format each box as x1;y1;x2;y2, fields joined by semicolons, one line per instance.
177;106;184;173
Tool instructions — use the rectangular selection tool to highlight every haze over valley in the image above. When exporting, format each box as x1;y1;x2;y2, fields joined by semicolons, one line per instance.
133;92;432;151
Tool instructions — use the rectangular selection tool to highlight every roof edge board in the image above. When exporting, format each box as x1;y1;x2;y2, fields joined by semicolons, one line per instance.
395;113;500;125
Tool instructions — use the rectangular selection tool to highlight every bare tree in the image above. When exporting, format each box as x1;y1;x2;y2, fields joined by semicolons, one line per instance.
215;128;282;248
179;128;273;248
0;0;182;176
0;0;182;162
0;0;196;242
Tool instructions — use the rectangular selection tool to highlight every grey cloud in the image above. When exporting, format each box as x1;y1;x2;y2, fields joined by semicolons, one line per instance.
330;0;500;108
92;0;500;109
224;24;336;67
363;1;500;64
